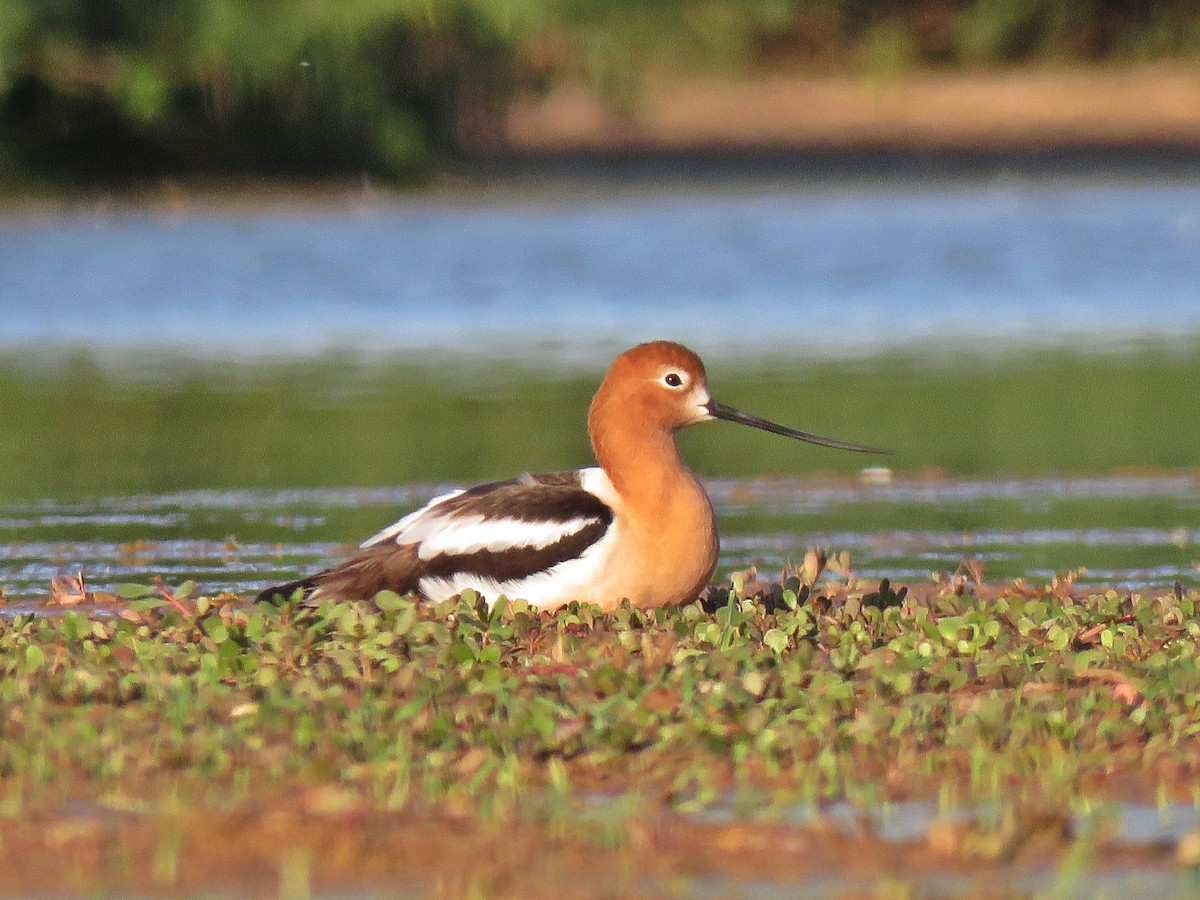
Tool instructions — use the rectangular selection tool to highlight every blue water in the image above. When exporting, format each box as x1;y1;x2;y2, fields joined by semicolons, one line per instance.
2;179;1199;359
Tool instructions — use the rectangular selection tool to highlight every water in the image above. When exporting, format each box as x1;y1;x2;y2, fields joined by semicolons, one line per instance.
2;178;1199;604
692;796;1200;845
592;794;1200;899
712;474;1200;590
2;474;1195;606
3;179;1200;360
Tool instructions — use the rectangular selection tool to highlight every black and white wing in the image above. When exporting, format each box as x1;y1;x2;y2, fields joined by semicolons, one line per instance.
259;469;618;606
358;469;617;602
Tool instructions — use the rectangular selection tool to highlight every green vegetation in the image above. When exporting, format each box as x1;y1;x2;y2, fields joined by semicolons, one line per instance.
1;342;1197;503
3;343;1197;890
2;0;1200;184
5;6;1198;888
0;575;1197;892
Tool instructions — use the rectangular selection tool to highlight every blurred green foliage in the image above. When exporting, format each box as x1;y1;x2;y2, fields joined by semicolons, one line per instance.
0;0;785;182
1;0;1199;183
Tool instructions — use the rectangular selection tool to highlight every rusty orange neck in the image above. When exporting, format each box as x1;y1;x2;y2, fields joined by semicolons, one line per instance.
589;393;719;605
588;390;702;511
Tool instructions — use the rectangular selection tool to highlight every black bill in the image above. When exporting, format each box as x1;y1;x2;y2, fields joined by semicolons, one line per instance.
705;400;891;454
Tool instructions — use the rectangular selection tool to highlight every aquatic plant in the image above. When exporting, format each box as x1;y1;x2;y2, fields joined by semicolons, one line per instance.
0;570;1197;891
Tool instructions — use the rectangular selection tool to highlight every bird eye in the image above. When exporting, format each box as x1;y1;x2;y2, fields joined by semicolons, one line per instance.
664;372;683;388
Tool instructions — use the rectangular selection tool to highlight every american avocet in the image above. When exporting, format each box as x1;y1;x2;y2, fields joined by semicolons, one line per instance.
259;341;887;611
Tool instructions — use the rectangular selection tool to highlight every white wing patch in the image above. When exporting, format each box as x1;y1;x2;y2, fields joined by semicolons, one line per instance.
417;517;620;609
359;473;614;557
359;488;464;549
415;515;599;559
578;467;620;509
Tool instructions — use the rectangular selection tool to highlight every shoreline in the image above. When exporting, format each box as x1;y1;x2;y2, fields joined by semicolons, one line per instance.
3;66;1200;208
476;65;1200;181
3;141;1199;216
464;140;1200;185
501;66;1200;154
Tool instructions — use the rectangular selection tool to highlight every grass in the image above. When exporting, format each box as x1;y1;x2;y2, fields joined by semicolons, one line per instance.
1;341;1199;504
1;572;1198;893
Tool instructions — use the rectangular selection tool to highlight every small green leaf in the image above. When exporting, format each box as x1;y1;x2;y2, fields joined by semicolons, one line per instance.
449;640;475;664
478;644;501;665
762;628;788;653
127;598;167;612
937;616;966;642
373;590;405;611
117;583;156;599
203;619;229;644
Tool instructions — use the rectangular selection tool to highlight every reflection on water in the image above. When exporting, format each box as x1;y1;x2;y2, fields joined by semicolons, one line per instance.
591;794;1200;899
2;475;1195;605
685;872;1195;899
3;180;1200;359
693;796;1200;846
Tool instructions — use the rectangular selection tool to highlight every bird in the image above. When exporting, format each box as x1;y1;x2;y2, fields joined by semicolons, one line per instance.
257;341;888;611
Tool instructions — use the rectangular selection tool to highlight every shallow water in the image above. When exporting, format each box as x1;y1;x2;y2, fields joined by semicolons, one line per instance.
594;795;1200;899
3;474;1195;607
57;790;1200;898
682;869;1196;899
692;797;1200;845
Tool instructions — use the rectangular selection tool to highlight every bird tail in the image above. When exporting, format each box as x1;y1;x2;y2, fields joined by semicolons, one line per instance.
255;543;422;605
255;574;323;605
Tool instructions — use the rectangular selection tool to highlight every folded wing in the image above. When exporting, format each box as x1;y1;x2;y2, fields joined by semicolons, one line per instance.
260;471;615;604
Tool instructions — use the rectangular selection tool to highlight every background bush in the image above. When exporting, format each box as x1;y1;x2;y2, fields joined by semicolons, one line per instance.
1;0;1199;183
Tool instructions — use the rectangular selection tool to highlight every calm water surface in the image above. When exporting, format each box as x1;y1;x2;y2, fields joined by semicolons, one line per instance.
2;179;1200;359
2;178;1199;603
3;474;1196;607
